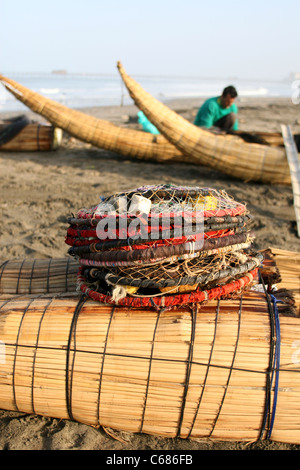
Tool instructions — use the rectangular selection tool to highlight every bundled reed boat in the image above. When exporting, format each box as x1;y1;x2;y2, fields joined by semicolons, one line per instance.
0;247;299;443
0;72;298;183
0;74;184;163
116;62;300;186
0;114;62;151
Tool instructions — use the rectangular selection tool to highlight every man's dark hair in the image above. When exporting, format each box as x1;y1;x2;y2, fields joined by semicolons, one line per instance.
222;86;238;98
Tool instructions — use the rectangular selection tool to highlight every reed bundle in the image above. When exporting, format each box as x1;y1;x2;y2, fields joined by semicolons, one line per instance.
234;130;285;147
116;62;297;186
0;248;299;443
0;124;62;151
0;74;184;162
0;258;78;295
0;114;62;151
269;248;300;317
0;285;299;444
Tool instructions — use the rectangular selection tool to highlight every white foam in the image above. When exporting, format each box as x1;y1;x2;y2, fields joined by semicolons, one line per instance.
40;88;60;94
239;87;269;96
0;74;293;113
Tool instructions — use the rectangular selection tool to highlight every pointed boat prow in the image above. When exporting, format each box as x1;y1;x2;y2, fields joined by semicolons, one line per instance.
117;62;297;185
0;73;183;162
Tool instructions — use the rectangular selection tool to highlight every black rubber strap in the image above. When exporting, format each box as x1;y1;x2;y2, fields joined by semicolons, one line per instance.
16;259;26;295
208;295;243;438
187;300;220;438
65;294;87;421
29;259;36;295
31;296;55;414
140;309;161;433
46;258;52;293
12;295;43;412
258;269;277;440
177;305;197;437
96;305;115;426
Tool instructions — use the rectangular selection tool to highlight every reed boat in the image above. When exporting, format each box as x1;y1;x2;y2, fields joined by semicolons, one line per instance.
0;74;184;163
0;248;300;444
0;114;62;151
117;62;300;186
234;130;290;148
0;73;297;180
0;258;78;295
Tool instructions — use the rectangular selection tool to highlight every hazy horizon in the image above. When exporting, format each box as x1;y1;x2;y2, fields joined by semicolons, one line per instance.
0;70;296;84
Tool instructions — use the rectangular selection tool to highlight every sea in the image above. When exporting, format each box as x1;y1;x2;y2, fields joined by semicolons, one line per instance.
0;72;295;113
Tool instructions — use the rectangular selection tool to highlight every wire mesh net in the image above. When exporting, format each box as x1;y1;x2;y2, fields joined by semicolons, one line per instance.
66;184;261;307
71;184;247;221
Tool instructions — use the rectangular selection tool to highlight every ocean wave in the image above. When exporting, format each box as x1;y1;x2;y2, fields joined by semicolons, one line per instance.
39;88;60;94
239;87;269;96
0;75;292;112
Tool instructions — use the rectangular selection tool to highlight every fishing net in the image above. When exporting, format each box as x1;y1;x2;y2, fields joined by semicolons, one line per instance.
76;266;260;310
66;184;262;308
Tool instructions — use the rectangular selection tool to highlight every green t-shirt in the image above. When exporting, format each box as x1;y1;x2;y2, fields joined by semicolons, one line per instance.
194;96;238;130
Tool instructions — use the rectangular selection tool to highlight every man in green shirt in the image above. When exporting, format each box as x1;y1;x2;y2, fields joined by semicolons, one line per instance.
194;86;238;133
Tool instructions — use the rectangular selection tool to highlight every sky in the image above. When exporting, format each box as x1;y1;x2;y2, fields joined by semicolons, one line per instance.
1;0;299;80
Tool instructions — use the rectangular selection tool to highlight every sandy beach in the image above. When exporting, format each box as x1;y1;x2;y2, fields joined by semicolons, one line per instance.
1;96;300;450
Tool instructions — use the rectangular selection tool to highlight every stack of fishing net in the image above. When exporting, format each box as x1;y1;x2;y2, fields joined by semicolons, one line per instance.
66;184;263;309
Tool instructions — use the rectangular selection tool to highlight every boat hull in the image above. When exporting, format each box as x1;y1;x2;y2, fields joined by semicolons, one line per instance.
0;74;184;162
117;62;299;185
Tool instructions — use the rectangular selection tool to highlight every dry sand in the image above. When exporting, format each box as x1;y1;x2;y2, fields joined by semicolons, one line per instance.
0;96;300;450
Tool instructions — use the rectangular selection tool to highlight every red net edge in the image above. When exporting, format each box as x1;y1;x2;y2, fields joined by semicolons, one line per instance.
75;204;247;221
76;266;259;309
65;229;235;249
